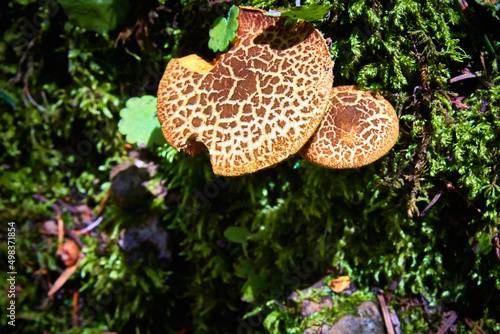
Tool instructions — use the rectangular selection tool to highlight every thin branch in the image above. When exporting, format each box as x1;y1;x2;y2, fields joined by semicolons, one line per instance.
72;217;103;235
437;311;458;334
377;294;395;334
420;190;442;217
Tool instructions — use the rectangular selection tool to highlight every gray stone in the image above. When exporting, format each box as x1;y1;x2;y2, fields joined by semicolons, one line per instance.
303;301;384;334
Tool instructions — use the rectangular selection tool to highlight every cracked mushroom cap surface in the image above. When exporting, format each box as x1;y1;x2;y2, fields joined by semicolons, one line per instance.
157;7;333;176
300;86;399;169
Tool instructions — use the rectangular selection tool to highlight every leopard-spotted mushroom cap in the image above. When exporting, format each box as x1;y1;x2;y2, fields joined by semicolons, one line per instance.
157;7;333;176
300;86;399;169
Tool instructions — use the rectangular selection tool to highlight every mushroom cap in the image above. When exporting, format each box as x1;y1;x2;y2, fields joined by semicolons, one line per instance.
299;86;399;169
157;7;333;176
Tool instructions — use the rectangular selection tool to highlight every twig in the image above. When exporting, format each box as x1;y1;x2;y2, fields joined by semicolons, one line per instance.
377;294;395;334
450;72;477;83
56;199;80;214
420;190;442;217
464;317;487;334
445;183;482;213
7;32;39;85
273;301;288;310
437;311;457;334
95;187;111;217
56;215;64;254
23;86;46;112
33;194;63;216
72;216;103;235
47;259;80;298
72;291;80;327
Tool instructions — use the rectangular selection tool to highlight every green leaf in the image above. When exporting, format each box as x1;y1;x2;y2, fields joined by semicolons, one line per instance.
0;89;17;109
239;268;268;303
234;260;253;278
118;95;167;148
223;226;250;244
263;310;281;330
265;2;333;22
58;0;131;35
475;231;492;255
208;5;239;53
144;266;165;288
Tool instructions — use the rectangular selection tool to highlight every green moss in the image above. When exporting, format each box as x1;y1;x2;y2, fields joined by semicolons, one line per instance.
255;287;375;333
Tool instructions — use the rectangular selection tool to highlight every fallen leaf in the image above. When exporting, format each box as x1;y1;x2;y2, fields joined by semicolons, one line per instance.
47;262;79;297
328;275;351;293
450;96;470;110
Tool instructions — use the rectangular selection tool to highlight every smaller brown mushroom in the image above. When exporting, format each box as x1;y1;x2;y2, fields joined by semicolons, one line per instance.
299;86;399;169
60;239;81;267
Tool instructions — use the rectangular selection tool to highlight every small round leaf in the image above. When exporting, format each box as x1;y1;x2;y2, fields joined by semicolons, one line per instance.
208;5;239;52
118;95;166;148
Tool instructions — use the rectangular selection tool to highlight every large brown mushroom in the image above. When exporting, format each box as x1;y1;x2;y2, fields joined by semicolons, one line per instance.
157;7;333;176
299;86;399;169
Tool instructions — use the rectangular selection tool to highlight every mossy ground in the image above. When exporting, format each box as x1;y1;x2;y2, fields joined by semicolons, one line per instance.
0;0;499;333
